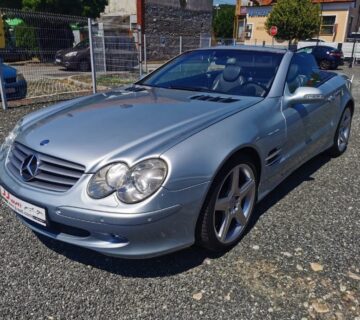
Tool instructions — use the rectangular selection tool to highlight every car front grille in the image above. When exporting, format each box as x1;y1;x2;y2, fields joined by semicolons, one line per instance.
7;142;85;192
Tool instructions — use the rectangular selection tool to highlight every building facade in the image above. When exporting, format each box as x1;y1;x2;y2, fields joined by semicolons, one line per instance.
235;0;360;44
101;0;213;59
102;0;213;36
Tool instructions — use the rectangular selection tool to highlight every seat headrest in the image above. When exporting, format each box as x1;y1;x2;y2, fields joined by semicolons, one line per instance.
226;57;237;65
223;64;242;82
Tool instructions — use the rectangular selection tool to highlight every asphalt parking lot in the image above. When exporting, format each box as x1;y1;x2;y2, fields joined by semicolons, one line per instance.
0;67;359;320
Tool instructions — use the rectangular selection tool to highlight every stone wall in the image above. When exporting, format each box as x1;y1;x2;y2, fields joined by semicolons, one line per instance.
144;0;213;60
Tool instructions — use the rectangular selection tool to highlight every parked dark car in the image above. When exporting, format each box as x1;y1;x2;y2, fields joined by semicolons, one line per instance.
297;45;344;70
0;63;27;100
55;39;90;72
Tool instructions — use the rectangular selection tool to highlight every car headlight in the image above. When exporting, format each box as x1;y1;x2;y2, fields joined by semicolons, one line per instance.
0;119;23;161
65;51;78;57
87;163;129;199
87;159;168;204
16;73;25;82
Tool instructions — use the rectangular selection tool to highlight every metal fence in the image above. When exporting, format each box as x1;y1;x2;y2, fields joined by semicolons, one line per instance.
1;7;360;111
0;8;91;109
89;21;140;93
0;8;217;110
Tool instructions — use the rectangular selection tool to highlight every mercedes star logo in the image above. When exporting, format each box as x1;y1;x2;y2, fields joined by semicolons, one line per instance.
21;154;40;182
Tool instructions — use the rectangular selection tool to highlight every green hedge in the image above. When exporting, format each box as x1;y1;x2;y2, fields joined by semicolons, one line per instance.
14;21;38;51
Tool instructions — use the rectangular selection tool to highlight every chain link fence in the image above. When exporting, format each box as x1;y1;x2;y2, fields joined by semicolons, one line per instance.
1;7;360;111
0;8;92;109
89;21;140;92
0;9;219;110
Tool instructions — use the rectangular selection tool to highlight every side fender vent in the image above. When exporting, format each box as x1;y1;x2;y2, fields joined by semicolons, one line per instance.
190;95;239;103
265;148;282;166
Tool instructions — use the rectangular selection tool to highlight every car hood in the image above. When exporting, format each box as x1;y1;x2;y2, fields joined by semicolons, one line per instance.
18;88;262;171
56;47;74;56
57;47;89;57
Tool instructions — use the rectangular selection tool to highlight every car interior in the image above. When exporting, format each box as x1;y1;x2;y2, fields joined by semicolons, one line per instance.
285;53;336;93
141;50;284;97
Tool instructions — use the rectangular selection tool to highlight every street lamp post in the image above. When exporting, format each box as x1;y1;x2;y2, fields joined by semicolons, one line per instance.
214;4;220;17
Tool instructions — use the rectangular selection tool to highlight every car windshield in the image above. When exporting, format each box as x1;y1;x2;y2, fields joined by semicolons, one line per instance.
140;49;284;97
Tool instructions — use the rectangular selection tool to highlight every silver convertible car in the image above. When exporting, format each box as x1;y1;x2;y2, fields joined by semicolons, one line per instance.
0;47;354;258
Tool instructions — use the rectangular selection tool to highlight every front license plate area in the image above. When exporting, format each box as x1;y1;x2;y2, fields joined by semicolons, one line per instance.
0;186;47;226
6;88;16;94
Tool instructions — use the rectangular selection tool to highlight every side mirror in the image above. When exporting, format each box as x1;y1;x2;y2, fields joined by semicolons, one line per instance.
286;87;326;105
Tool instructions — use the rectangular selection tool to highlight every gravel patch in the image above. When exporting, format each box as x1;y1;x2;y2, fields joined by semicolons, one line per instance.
0;67;359;320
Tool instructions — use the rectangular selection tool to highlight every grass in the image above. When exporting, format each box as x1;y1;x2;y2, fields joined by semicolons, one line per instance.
72;73;137;88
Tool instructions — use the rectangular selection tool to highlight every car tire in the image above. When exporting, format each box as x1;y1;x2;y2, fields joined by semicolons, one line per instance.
328;106;353;157
319;59;331;70
197;155;258;252
79;60;90;72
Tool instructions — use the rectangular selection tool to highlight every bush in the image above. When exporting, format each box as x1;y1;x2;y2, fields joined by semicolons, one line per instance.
14;21;38;51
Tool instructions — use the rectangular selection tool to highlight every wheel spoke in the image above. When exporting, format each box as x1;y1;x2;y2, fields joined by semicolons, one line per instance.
231;167;240;195
219;213;232;241
215;197;230;212
340;130;347;143
239;179;255;199
235;208;247;226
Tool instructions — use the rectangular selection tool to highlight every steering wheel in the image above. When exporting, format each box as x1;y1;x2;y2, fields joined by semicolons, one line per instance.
240;81;268;96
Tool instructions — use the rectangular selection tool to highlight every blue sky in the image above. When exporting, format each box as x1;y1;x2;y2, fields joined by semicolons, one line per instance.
214;0;236;4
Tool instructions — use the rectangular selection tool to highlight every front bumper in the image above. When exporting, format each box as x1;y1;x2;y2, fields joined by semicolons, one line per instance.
59;57;79;70
55;56;79;70
0;160;209;258
4;80;27;100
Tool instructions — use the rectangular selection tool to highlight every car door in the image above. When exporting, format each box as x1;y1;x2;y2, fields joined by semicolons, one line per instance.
280;53;334;175
292;54;336;158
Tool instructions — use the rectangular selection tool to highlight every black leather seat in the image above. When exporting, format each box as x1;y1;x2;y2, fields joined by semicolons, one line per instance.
287;63;307;94
212;60;245;93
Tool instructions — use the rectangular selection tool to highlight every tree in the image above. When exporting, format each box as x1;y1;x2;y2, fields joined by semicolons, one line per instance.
14;21;38;50
213;5;235;39
21;0;107;18
265;0;321;44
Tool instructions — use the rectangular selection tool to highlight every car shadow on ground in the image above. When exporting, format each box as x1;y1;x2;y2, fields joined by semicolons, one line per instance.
36;153;332;278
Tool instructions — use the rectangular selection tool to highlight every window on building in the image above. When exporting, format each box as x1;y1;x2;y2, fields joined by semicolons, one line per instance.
320;16;336;35
245;24;253;39
238;19;246;39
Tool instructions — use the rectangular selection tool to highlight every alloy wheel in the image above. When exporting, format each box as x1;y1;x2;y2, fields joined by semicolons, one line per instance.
213;164;256;244
320;60;331;70
337;108;352;152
